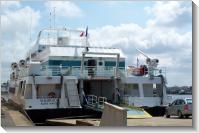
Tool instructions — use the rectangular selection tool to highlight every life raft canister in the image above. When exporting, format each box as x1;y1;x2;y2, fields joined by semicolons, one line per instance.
48;92;56;98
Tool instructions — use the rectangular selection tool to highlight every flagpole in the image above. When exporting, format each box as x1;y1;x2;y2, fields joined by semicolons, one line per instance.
85;26;88;47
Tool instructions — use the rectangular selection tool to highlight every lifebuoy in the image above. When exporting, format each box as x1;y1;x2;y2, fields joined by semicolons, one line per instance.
48;92;56;98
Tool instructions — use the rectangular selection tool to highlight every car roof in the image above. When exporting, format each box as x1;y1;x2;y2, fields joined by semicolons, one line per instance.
173;98;192;102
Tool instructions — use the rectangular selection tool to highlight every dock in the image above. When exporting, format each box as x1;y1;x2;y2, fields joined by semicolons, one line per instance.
1;104;34;127
1;101;192;127
46;118;100;126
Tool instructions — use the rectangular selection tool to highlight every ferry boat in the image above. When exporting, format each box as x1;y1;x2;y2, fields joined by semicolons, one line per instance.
8;27;168;122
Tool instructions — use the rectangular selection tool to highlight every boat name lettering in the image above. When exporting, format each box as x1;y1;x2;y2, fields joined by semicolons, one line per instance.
40;98;57;105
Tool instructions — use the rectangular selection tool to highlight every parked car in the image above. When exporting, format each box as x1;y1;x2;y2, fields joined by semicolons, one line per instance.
165;98;192;118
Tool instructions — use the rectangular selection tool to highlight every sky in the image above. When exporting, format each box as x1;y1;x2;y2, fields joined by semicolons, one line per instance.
0;1;192;86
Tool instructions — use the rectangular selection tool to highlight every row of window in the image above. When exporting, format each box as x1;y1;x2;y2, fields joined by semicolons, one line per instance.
124;84;162;97
42;60;125;67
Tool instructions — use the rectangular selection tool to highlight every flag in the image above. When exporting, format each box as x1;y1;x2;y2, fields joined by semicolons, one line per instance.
80;31;84;37
80;26;88;37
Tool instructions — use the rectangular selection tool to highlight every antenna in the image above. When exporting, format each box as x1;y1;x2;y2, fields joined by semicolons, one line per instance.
53;7;56;30
49;11;52;30
48;11;52;43
29;13;32;43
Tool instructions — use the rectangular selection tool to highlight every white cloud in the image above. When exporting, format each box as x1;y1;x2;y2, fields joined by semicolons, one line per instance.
44;1;83;19
145;1;192;28
1;1;21;9
0;1;191;86
1;1;41;82
87;1;192;86
2;6;40;39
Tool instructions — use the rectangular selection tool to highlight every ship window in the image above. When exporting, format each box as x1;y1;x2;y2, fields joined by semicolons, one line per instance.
18;81;23;96
64;83;68;98
21;81;26;96
143;84;153;97
98;62;103;66
155;84;162;97
24;84;32;99
84;61;87;66
124;84;139;97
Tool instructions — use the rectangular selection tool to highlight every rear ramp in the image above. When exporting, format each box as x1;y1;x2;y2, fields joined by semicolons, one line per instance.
127;108;152;119
120;105;152;119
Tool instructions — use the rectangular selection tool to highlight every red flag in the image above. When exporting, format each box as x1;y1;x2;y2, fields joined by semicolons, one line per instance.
80;31;84;37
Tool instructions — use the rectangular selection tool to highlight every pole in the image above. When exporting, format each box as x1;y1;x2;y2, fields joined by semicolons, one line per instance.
80;53;85;104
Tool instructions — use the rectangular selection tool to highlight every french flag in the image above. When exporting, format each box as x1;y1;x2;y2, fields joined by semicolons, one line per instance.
80;26;88;37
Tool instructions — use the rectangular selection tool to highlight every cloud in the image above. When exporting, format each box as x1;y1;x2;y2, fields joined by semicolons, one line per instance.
1;1;21;9
1;1;41;82
87;2;192;86
88;25;192;86
145;1;192;28
44;1;83;19
2;6;40;40
0;1;191;86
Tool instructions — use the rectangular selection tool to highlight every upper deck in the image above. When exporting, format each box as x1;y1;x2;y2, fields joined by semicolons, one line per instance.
18;64;165;80
14;28;166;82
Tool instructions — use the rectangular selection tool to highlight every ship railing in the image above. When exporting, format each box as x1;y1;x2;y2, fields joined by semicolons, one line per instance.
73;66;125;78
36;96;60;99
86;95;107;109
37;28;87;46
40;65;124;77
81;66;116;78
40;65;71;76
86;95;98;107
39;38;86;46
98;97;107;108
18;65;166;79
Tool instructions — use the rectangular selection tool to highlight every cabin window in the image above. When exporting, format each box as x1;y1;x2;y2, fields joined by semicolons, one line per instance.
48;60;81;67
143;84;153;97
84;61;87;66
98;62;103;66
64;83;68;98
18;81;23;96
24;84;32;99
153;84;162;97
124;84;139;97
21;81;26;96
105;61;125;67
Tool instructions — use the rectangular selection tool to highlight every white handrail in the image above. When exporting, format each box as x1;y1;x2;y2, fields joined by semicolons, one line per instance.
18;65;166;78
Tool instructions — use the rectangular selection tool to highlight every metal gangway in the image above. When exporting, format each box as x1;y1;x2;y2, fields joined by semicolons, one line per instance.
83;95;107;112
